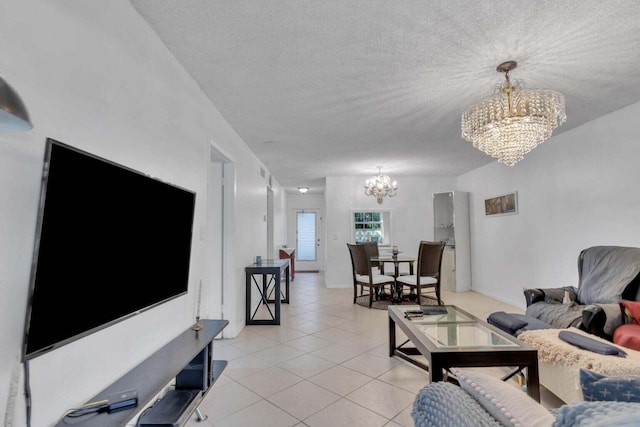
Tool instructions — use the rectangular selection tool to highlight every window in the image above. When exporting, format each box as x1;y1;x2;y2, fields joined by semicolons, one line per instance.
352;211;391;244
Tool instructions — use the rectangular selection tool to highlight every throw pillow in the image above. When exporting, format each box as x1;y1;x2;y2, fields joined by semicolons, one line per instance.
614;324;640;351
620;300;640;324
450;368;555;427
553;401;640;427
579;368;640;402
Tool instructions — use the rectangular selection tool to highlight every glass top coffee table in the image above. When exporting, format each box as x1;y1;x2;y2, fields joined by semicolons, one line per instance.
388;305;540;401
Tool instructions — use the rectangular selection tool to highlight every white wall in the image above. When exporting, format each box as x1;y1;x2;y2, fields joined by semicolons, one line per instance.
459;101;640;308
324;175;457;288
0;1;286;425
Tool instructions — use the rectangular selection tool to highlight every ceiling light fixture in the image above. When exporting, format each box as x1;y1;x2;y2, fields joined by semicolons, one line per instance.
461;61;566;166
0;74;32;131
298;187;309;194
364;166;397;204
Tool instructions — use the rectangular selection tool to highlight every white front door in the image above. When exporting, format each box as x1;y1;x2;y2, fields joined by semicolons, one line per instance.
295;209;323;272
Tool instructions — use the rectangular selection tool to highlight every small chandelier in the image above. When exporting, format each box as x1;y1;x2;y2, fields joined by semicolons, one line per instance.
461;61;566;166
364;166;397;204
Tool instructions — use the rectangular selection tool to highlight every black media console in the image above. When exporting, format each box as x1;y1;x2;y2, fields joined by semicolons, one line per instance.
57;319;228;427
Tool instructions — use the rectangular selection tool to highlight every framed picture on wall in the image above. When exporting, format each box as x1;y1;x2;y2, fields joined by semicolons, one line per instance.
484;192;518;216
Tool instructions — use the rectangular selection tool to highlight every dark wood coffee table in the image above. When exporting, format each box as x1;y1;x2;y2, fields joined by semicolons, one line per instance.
388;305;540;401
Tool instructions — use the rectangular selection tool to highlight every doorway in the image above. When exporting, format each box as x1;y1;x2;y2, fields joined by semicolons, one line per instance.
267;187;274;260
295;209;322;272
207;146;234;333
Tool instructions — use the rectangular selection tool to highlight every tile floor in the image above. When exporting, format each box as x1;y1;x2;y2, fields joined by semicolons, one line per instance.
188;272;563;427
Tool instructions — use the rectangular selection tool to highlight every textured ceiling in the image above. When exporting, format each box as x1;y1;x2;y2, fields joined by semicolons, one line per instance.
130;0;640;193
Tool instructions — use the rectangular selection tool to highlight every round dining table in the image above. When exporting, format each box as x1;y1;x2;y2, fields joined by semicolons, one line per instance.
369;255;416;303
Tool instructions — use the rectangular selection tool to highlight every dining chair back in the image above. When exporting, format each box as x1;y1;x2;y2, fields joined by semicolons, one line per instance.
359;242;385;275
347;243;396;308
396;240;446;305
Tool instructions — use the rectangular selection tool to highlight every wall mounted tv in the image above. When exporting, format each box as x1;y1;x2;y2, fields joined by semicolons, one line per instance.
22;139;196;361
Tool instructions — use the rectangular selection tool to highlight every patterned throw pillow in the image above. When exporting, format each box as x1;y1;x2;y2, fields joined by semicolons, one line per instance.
553;401;640;427
580;368;640;402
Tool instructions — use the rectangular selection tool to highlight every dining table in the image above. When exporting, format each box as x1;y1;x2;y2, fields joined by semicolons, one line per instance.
370;255;416;303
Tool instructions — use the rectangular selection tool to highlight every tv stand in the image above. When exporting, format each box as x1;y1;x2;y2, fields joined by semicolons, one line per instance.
57;319;228;427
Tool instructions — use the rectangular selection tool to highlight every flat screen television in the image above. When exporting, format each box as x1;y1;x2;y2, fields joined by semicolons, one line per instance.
22;139;196;361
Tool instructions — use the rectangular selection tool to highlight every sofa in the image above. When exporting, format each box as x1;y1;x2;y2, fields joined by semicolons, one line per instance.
517;326;640;403
412;367;640;427
488;300;640;403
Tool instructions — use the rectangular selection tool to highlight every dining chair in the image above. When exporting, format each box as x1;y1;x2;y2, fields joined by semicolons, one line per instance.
347;243;396;308
396;240;446;305
357;242;384;297
359;242;385;274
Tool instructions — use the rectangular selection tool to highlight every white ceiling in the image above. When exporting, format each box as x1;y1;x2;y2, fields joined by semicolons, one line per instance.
130;0;640;193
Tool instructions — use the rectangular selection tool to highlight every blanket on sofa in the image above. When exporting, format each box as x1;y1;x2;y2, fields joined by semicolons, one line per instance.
518;327;640;375
578;246;640;304
524;302;583;329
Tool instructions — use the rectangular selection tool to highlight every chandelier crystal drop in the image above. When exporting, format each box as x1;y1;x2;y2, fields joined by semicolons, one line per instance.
364;166;397;204
461;61;566;166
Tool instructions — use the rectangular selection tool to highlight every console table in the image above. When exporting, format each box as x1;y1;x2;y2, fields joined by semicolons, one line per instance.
245;259;290;325
57;319;228;426
279;248;296;280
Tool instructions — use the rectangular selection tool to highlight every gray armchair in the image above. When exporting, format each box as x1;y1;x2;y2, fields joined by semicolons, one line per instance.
524;246;640;340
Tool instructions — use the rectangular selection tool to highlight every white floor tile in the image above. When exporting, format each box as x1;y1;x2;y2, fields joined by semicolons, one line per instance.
285;334;332;352
195;379;262;422
236;366;303;398
303;398;388;427
341;352;401;378
223;353;273;380
251;343;306;363
308;365;372;396
267;380;340;419
310;343;367;364
345;379;416;419
276;353;336;378
213;399;299;427
377;363;430;394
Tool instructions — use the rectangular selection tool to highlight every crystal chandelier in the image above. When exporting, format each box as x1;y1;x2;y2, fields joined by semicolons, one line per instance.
461;61;566;166
364;166;397;204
